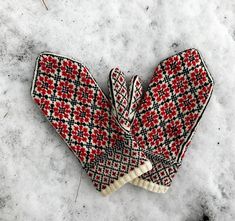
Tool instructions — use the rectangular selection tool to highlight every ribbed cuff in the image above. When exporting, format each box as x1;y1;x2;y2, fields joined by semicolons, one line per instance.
101;160;152;196
130;177;169;193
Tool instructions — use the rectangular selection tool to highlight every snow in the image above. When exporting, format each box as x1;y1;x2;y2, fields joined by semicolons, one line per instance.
0;0;235;220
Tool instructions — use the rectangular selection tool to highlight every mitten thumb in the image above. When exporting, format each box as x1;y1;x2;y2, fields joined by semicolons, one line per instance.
128;75;143;123
108;68;130;131
108;68;143;131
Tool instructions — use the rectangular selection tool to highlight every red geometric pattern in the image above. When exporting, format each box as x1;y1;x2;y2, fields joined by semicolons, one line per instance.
31;53;150;193
131;48;214;187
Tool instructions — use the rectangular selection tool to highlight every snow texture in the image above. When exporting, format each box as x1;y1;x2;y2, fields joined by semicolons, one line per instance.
0;0;235;220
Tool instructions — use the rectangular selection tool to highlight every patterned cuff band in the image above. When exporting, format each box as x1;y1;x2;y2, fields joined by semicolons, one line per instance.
101;160;152;196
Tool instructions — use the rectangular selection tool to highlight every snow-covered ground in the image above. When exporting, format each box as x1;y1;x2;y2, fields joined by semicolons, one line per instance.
0;1;235;220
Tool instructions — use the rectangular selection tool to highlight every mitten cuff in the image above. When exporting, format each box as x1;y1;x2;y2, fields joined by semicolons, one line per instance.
130;177;169;193
101;160;152;196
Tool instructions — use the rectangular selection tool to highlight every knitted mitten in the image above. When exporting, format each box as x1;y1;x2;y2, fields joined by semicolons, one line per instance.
31;53;152;196
130;48;214;192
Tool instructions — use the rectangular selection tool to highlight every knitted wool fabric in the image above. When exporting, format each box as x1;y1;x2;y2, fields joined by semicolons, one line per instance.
31;52;152;196
108;68;143;131
128;48;214;192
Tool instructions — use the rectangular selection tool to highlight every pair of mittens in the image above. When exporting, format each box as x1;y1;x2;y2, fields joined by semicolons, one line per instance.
31;53;152;196
108;49;214;193
31;48;214;195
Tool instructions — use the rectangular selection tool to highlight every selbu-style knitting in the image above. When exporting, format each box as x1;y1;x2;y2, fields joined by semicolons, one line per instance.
130;48;214;192
31;48;214;195
31;53;152;196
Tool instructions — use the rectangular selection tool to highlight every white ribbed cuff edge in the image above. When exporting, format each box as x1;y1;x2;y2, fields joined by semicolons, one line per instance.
130;177;169;193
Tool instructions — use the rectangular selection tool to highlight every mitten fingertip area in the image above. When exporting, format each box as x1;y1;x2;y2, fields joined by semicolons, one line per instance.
101;160;152;196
